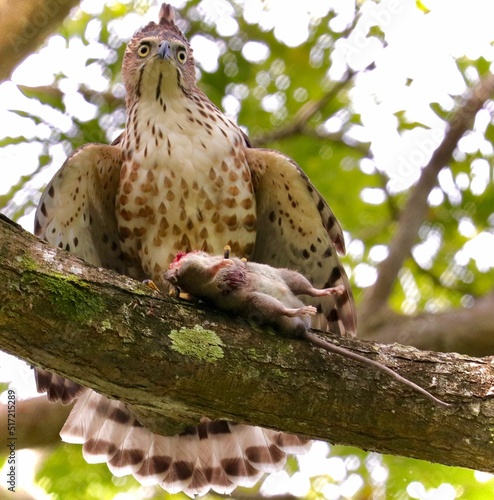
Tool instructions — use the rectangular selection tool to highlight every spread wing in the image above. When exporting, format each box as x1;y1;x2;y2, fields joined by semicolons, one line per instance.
247;148;356;337
34;143;126;272
34;143;127;404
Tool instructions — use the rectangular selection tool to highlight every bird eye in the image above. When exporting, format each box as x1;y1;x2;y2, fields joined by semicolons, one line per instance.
177;47;187;64
137;43;151;58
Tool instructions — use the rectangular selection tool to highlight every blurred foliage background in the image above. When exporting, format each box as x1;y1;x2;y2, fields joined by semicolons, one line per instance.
1;0;494;498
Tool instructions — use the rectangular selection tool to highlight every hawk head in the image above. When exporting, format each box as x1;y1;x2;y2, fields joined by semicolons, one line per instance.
122;3;197;103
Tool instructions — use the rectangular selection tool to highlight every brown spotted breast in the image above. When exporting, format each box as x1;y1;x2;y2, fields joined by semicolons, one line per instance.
116;88;257;282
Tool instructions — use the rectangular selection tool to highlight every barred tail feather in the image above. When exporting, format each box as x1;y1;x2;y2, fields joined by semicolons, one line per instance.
35;368;86;404
59;390;312;496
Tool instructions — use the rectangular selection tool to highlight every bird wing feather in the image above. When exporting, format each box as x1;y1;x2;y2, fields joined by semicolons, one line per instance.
34;143;127;273
247;147;357;337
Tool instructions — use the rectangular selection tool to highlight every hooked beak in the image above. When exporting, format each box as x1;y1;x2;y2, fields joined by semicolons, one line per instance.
158;41;172;60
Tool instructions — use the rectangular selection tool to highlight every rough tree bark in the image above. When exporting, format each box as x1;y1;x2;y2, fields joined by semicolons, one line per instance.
1;213;494;473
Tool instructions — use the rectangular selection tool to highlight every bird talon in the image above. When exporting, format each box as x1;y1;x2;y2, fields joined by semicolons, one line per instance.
142;279;161;293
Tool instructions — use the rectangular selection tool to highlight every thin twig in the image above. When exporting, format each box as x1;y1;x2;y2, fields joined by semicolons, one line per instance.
252;72;356;147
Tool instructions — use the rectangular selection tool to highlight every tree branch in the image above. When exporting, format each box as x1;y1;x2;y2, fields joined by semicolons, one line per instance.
358;293;494;356
0;396;71;452
1;214;494;472
251;73;355;147
359;73;494;323
0;0;81;82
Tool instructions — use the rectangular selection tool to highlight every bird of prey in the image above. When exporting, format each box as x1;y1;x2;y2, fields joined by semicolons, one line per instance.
34;3;356;496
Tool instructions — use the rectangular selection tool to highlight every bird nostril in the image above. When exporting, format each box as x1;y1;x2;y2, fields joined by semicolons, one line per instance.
158;41;172;60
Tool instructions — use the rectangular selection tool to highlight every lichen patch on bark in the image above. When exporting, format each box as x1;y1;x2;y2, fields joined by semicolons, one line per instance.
169;325;224;362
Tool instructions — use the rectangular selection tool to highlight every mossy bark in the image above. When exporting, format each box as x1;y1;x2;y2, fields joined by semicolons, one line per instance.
1;214;494;471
